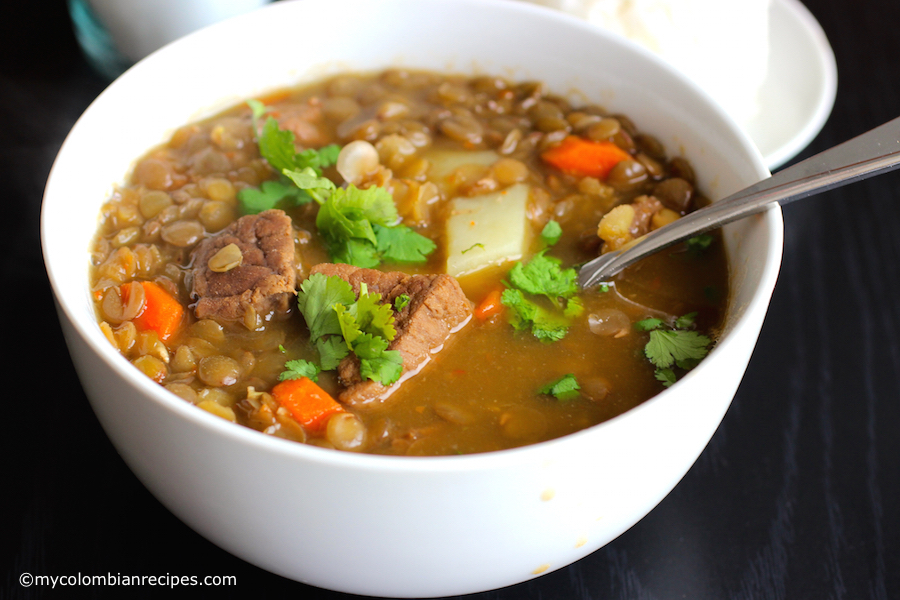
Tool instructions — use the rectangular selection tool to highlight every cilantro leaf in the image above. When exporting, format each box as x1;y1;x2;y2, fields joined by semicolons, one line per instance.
294;144;340;174
538;374;581;401
315;187;386;250
540;219;563;246
359;350;404;385
238;178;314;214
248;100;340;177
334;289;396;347
654;367;677;387
247;98;268;121
501;288;569;343
328;238;382;269
283;167;336;204
644;329;711;369
315;185;435;268
394;294;411;311
501;250;582;342
634;317;664;331
296;273;356;341
674;312;698;329
279;359;321;382
241;104;342;212
563;295;584;318
507;250;577;305
334;302;363;346
258;116;300;173
245;101;434;269
685;234;714;254
349;332;390;359
532;323;569;343
328;185;398;227
351;284;397;341
316;336;350;371
636;313;712;386
375;224;436;264
293;274;405;386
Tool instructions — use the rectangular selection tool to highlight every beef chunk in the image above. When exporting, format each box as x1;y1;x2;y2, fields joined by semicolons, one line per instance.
629;195;664;238
310;263;472;408
191;209;296;324
275;102;328;147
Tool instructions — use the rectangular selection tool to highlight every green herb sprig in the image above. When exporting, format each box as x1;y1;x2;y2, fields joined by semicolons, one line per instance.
500;250;583;342
538;373;581;401
289;273;404;385
239;100;435;268
634;312;711;387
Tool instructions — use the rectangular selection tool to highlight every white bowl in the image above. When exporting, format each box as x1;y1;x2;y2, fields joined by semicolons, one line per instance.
41;0;782;596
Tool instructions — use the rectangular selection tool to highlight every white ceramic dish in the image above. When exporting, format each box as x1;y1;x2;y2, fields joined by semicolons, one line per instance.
749;0;837;169
41;0;783;596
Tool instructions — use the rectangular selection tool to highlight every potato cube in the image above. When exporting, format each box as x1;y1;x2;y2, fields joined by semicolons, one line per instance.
446;184;530;277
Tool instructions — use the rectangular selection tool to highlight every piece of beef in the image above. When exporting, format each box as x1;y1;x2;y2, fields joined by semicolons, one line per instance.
190;209;296;324
275;101;329;147
629;195;664;238
309;263;472;409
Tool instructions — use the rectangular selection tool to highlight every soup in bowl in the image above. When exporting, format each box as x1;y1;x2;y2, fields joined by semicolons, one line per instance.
42;0;781;596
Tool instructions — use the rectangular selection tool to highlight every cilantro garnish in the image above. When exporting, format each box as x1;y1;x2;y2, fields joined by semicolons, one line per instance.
334;283;397;343
296;273;355;340
289;273;404;385
654;368;677;387
237;100;339;214
288;164;435;268
374;223;437;264
685;234;714;254
538;374;581;401
239;102;435;267
501;250;581;342
239;179;313;215
674;312;698;329
279;359;322;382
635;312;711;387
507;250;578;306
315;336;352;371
501;288;569;343
394;294;411;311
237;149;340;214
246;99;340;176
283;167;336;204
634;317;664;331
540;219;562;246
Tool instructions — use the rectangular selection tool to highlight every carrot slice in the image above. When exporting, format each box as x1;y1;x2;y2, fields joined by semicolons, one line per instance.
540;136;631;179
474;287;504;321
128;281;184;342
272;377;345;433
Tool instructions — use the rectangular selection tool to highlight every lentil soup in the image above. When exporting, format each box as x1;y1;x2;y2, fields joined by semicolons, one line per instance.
89;69;728;456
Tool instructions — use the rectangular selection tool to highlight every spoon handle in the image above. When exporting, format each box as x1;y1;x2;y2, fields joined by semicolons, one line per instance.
578;115;900;288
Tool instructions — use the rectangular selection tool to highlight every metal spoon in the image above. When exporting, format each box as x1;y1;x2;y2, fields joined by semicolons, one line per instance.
578;116;900;289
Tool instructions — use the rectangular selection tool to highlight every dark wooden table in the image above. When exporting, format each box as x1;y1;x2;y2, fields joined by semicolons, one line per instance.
3;0;899;597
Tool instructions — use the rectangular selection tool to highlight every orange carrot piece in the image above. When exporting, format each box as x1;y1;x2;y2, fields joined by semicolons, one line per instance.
259;90;292;105
128;281;184;342
540;136;631;179
272;377;345;433
474;288;505;321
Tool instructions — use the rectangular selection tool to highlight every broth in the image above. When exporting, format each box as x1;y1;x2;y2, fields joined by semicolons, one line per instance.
89;69;728;455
